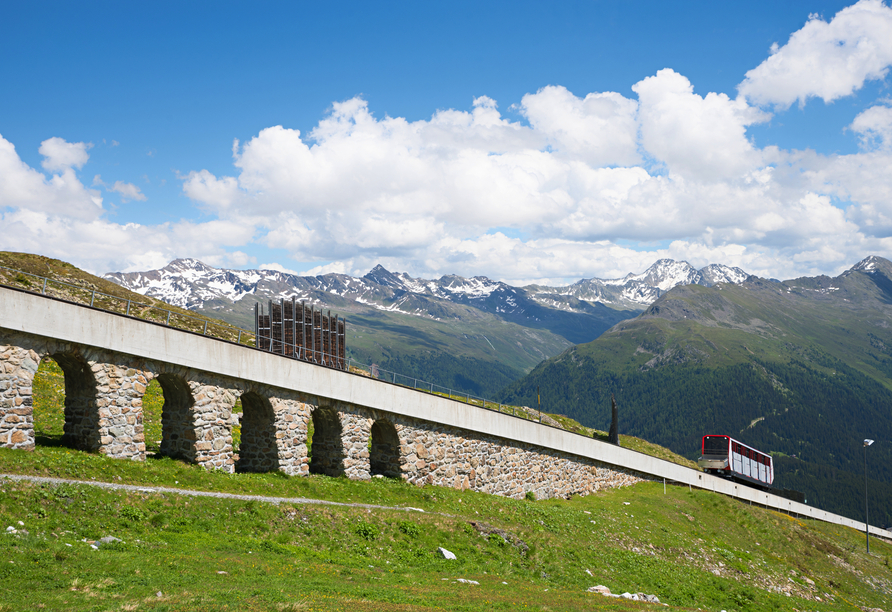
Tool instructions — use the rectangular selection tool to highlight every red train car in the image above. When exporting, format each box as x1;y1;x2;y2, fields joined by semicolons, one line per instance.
697;435;774;487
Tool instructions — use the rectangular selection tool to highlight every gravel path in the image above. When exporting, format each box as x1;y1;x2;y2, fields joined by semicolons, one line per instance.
0;473;428;513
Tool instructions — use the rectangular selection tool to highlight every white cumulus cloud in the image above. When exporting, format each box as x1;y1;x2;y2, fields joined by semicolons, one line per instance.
739;0;892;108
107;181;147;202
0;134;102;219
172;78;892;284
850;104;892;149
39;137;92;172
519;85;640;167
633;69;770;180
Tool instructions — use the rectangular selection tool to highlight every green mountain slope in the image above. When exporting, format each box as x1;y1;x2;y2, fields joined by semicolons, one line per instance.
499;256;892;527
343;307;573;396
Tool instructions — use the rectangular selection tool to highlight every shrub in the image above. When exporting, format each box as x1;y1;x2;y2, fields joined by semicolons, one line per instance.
525;491;536;501
121;506;148;523
258;539;289;555
488;533;507;547
52;483;79;501
397;520;420;538
354;522;379;541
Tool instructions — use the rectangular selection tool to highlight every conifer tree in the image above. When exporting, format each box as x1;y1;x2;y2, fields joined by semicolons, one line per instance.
609;394;619;446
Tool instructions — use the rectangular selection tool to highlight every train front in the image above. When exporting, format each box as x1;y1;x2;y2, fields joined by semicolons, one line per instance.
697;435;730;474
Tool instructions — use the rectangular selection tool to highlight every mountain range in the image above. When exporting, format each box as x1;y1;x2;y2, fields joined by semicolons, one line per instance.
104;258;750;395
499;255;892;527
105;257;749;316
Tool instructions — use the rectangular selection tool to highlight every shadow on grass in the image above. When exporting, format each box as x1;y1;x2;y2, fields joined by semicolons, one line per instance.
34;433;67;448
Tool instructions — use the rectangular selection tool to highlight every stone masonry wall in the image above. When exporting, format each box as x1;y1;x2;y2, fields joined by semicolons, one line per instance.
90;360;150;459
0;326;648;500
324;404;649;500
396;420;648;499
267;396;312;476
0;341;39;450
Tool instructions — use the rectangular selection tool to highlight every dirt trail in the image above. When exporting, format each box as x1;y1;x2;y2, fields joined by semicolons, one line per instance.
0;473;428;513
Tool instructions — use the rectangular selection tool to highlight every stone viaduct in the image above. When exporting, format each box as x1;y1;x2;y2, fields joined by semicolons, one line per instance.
0;285;890;540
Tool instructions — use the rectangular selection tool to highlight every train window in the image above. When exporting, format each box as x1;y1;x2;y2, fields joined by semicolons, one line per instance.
703;437;729;455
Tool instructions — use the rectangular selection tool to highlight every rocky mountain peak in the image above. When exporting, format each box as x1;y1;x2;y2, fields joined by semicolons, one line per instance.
851;255;892;274
699;263;749;286
167;258;215;272
637;259;700;290
362;264;407;290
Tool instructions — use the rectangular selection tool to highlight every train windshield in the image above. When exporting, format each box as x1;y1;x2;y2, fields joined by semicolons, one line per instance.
702;436;729;456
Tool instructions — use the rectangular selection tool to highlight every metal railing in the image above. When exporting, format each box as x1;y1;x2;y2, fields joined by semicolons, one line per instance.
0;265;542;423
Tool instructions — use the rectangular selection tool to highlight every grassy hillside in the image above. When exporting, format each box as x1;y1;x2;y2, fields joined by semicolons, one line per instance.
1;446;891;610
0;252;247;344
499;258;892;528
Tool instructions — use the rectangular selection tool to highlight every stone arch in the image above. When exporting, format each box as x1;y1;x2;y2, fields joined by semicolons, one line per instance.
156;373;196;462
309;405;345;476
369;419;401;478
51;351;101;452
236;391;278;473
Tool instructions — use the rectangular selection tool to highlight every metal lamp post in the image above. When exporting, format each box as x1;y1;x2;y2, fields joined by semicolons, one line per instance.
864;438;874;554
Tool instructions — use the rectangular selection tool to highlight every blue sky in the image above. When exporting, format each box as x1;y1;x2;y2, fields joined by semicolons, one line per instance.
3;0;892;283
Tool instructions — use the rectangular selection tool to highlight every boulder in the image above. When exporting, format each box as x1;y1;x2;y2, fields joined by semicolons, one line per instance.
437;547;456;560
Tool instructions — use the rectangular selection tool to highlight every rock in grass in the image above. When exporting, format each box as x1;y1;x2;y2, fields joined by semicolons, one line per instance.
642;594;661;603
437;547;456;560
587;585;611;595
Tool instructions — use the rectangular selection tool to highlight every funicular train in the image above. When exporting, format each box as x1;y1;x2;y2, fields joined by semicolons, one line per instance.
697;434;774;487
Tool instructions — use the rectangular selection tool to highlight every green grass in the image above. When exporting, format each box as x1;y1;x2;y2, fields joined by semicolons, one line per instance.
0;458;890;611
32;358;65;440
8;364;892;610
